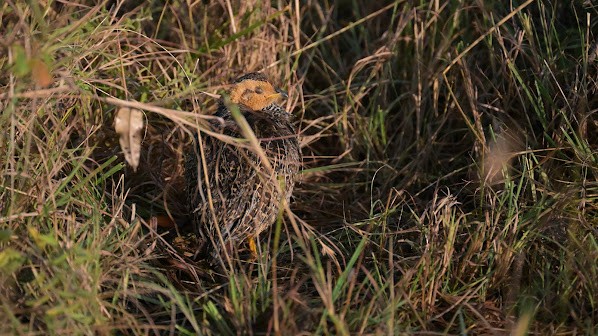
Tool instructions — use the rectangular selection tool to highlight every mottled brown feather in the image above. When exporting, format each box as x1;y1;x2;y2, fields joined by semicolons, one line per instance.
185;73;300;259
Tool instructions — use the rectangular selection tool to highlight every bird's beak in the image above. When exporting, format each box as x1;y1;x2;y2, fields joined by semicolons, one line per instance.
275;88;288;99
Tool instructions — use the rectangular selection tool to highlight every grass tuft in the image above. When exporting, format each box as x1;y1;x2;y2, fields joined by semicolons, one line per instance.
1;0;597;334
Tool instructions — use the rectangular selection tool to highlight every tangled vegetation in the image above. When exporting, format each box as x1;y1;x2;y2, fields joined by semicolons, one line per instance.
1;0;597;334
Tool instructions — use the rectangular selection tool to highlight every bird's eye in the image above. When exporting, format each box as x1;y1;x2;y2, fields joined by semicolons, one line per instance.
255;87;264;94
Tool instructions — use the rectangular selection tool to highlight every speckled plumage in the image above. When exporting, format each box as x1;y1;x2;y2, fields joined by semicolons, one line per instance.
185;73;300;259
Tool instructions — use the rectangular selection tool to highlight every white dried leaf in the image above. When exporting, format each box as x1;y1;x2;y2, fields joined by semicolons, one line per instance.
114;107;144;172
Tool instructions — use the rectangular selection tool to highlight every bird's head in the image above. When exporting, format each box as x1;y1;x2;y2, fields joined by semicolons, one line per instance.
227;72;288;111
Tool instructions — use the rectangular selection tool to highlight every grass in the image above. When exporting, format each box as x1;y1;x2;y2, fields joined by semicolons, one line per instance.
1;0;597;334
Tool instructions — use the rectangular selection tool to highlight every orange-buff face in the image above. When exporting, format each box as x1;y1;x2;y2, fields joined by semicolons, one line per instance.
228;79;286;111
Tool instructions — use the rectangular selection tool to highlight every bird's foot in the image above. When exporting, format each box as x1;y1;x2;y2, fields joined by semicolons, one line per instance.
248;235;258;261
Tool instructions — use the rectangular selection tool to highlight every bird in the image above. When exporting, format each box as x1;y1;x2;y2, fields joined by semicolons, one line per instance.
184;72;301;262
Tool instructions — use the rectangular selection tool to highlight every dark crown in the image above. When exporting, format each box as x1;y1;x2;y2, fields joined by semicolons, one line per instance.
233;72;269;83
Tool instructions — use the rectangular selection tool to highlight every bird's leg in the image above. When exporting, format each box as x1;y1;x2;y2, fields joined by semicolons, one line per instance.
248;235;258;260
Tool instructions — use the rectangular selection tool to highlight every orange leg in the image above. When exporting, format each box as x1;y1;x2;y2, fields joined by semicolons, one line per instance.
248;235;258;260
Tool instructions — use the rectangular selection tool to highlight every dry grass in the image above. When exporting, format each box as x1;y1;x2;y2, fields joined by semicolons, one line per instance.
1;0;597;334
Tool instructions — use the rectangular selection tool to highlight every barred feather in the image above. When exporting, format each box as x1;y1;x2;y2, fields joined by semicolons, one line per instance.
185;100;300;258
